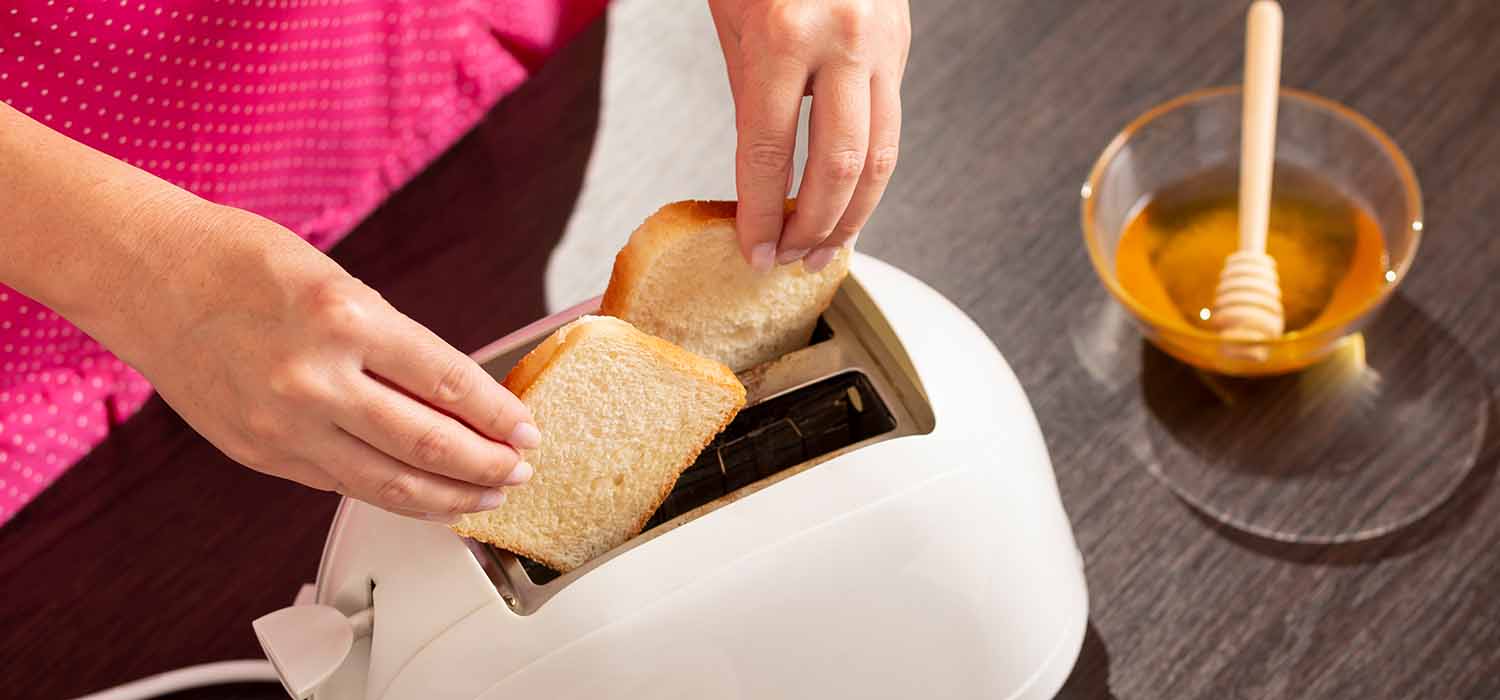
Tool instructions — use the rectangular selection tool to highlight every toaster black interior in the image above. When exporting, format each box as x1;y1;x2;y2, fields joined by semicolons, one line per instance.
517;368;895;585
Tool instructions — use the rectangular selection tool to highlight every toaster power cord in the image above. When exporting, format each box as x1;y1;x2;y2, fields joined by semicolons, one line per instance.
67;596;376;700
66;660;279;700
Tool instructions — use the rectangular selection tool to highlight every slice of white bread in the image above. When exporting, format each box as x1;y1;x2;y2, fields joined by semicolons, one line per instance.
600;200;851;373
452;315;746;572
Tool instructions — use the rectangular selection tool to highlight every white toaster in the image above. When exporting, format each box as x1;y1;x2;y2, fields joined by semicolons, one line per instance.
252;253;1089;700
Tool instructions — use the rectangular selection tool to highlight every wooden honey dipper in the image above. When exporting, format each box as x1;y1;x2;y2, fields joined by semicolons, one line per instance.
1212;0;1286;341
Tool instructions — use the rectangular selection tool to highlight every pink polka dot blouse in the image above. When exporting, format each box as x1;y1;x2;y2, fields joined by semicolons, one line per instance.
0;0;607;526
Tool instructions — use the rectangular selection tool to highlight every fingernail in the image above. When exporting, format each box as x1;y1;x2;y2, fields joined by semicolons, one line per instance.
478;489;507;509
776;247;809;265
422;513;460;525
750;242;776;273
804;247;837;273
509;421;541;449
503;461;533;486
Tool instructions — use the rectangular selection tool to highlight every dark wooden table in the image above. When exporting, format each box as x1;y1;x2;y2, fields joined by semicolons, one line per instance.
6;1;1500;698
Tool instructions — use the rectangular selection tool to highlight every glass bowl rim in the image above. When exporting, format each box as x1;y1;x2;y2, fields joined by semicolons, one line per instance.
1080;84;1424;347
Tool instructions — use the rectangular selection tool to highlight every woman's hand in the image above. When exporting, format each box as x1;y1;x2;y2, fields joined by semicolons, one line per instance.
0;100;534;523
104;204;538;523
709;0;911;272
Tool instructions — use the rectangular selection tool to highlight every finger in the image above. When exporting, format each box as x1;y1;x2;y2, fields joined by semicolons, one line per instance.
326;428;508;516
337;375;530;488
324;483;452;522
363;313;539;450
707;1;743;74
338;485;465;524
733;55;810;273
813;73;900;264
778;67;870;264
383;506;466;525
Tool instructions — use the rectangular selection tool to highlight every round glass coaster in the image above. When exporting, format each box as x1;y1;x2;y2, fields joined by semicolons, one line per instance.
1069;288;1489;544
1136;296;1488;543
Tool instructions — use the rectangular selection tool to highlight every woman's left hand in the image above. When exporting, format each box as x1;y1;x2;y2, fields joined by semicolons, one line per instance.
709;0;911;273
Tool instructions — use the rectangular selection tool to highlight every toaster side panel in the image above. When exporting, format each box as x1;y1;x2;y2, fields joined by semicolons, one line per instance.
430;467;1089;700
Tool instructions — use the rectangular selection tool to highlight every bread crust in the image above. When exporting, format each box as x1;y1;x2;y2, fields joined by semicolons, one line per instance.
504;315;744;397
600;199;797;319
455;315;746;572
497;316;573;395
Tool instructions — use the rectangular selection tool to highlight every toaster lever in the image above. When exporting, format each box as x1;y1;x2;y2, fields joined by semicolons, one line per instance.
252;604;373;699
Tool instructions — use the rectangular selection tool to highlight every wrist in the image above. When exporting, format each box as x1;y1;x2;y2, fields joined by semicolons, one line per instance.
52;187;216;348
78;200;346;369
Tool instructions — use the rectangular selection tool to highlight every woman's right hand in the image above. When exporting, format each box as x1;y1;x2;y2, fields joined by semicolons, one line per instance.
100;201;538;523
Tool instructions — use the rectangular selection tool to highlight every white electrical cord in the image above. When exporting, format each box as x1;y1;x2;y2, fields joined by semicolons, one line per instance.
67;660;280;700
68;587;369;700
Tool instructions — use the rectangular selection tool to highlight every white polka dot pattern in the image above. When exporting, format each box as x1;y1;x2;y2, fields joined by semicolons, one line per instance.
0;0;607;524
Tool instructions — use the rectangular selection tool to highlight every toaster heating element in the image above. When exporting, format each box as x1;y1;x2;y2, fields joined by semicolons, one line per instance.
466;280;936;613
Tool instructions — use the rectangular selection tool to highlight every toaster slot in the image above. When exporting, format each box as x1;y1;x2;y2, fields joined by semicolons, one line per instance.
474;300;835;386
644;371;893;528
513;370;894;587
808;316;835;345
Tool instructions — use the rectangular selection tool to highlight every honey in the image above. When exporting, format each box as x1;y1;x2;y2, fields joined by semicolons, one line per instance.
1115;164;1391;336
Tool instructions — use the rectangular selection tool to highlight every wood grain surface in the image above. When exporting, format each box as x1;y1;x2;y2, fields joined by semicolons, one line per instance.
5;1;1500;698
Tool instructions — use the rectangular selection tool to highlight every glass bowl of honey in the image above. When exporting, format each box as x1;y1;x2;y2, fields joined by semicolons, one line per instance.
1075;86;1486;545
1081;86;1422;377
